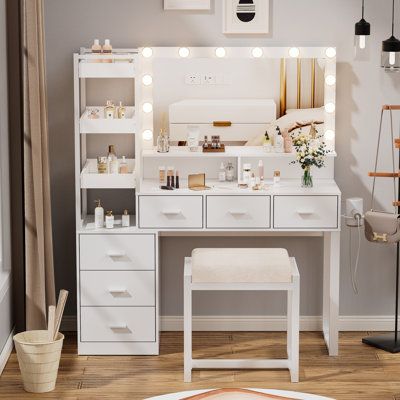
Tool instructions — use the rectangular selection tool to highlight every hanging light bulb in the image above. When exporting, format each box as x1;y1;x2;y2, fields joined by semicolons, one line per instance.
382;0;400;71
354;0;371;60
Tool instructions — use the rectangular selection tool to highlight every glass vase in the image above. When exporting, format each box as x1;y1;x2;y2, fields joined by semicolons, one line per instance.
301;166;313;188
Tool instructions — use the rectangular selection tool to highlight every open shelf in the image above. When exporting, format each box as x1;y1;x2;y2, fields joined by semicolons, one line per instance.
80;107;136;134
142;146;337;158
79;60;135;78
80;159;136;189
78;214;138;233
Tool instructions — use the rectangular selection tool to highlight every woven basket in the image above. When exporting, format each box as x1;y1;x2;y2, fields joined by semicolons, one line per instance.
13;330;64;393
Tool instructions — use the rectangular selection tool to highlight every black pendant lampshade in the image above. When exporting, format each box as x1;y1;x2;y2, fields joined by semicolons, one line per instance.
354;0;371;59
382;0;400;71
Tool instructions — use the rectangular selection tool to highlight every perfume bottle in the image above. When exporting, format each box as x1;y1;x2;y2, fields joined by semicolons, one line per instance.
97;156;108;174
202;135;209;150
107;145;119;174
105;210;114;229
117;101;126;119
119;156;128;174
104;100;115;119
157;130;170;153
122;209;130;227
226;162;234;182
94;199;104;229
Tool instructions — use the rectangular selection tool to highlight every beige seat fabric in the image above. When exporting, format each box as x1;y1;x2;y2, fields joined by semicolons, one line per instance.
191;248;292;283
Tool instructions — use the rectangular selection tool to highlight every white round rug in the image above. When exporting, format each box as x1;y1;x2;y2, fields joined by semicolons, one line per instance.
145;388;334;400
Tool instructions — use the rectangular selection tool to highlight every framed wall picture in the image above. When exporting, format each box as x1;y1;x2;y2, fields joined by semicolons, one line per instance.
223;0;269;34
164;0;211;10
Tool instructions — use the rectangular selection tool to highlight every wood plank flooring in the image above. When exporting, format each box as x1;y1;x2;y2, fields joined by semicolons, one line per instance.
1;331;400;399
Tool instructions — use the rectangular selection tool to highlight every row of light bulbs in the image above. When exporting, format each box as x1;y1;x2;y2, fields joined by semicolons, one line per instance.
141;46;337;59
140;47;336;143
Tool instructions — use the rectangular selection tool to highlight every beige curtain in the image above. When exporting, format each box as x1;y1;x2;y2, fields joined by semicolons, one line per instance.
23;0;56;330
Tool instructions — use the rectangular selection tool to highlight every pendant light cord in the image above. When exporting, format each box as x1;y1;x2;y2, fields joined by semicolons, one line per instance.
362;0;365;19
393;0;395;36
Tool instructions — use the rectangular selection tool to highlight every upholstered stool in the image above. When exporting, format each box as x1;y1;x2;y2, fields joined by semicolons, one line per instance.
183;248;300;383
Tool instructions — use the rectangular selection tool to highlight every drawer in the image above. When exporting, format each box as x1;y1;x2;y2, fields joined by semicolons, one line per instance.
273;195;338;229
139;195;203;229
80;271;155;306
206;195;270;229
79;234;155;271
80;307;155;342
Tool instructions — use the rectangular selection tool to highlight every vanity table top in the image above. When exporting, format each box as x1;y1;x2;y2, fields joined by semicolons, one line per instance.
138;179;341;196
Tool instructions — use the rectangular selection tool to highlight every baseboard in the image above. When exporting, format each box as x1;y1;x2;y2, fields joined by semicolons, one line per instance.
61;315;400;332
0;329;14;375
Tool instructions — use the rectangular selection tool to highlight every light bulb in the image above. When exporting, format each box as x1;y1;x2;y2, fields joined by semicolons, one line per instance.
358;35;366;49
252;47;263;58
215;47;226;58
142;47;153;58
389;52;396;66
142;130;153;141
289;47;300;58
325;75;336;86
179;47;190;58
142;74;153;86
325;103;335;113
142;102;153;113
325;130;335;140
325;47;336;58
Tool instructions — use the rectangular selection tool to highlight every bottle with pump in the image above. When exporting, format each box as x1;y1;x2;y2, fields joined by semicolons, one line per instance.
219;162;226;182
102;39;113;63
107;145;119;174
94;199;104;229
274;126;284;153
122;209;130;227
105;210;114;229
263;131;272;152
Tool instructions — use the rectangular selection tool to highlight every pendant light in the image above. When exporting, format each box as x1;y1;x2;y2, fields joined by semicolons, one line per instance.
354;0;371;59
382;0;400;71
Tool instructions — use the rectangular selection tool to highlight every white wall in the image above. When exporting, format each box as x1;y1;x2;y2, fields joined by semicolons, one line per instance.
44;0;400;319
0;0;14;373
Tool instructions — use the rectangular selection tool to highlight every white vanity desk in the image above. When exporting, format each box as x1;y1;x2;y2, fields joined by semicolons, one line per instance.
74;46;341;358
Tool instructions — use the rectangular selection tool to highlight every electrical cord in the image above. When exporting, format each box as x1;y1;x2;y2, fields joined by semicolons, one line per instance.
349;214;362;294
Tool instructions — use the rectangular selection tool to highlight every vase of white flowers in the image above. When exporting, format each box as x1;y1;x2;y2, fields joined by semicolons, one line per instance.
290;125;327;188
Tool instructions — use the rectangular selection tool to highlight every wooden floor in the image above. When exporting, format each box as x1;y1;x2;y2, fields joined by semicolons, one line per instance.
1;331;400;399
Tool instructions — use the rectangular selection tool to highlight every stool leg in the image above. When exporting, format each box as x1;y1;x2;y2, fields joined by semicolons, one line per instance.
289;277;300;383
184;267;192;383
287;290;292;360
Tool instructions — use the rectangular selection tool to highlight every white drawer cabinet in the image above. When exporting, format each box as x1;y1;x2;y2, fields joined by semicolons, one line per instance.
273;195;339;229
79;234;155;271
80;307;156;342
80;271;155;306
139;195;203;229
206;195;270;229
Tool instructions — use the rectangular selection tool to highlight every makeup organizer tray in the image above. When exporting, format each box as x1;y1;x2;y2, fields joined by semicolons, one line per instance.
80;106;136;134
78;213;137;233
80;158;136;189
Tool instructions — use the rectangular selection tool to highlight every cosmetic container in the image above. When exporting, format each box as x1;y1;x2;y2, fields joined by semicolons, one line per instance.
94;199;104;229
122;209;130;227
105;211;114;229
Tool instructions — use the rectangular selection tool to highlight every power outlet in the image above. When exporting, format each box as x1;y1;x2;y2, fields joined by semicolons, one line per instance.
185;74;201;85
202;74;216;85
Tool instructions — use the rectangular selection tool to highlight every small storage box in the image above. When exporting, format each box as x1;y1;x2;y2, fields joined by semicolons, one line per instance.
169;99;276;142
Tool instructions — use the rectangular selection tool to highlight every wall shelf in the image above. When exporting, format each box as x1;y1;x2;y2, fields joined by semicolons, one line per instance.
80;107;136;134
79;60;135;78
80;159;136;189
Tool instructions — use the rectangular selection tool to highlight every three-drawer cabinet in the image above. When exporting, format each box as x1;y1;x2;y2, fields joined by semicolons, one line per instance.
78;233;158;355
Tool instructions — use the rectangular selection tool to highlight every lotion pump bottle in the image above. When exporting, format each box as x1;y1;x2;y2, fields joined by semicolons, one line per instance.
122;209;130;227
274;126;284;153
94;199;104;229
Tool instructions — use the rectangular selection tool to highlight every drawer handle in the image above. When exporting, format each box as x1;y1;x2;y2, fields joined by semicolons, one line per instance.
296;209;315;215
108;289;129;296
107;251;127;257
109;324;131;333
229;209;247;215
162;209;182;215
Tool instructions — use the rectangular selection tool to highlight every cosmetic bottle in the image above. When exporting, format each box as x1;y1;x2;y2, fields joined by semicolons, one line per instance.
159;166;166;186
119;156;128;174
97;156;108;174
250;172;256;188
226;162;234;182
122;209;130;227
117;101;126;119
258;160;264;182
175;170;180;189
170;167;175;187
91;39;102;63
105;100;115;119
273;170;281;186
263;131;272;152
107;145;119;174
167;166;174;187
157;130;170;153
242;163;251;185
105;211;114;229
102;39;113;63
94;199;104;229
203;135;209;149
274;127;284;153
219;162;226;182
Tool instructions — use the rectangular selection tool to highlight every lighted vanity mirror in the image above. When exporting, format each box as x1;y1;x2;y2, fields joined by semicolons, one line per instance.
137;47;336;151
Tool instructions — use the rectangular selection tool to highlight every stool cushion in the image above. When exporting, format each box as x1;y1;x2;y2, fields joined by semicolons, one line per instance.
191;248;292;283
